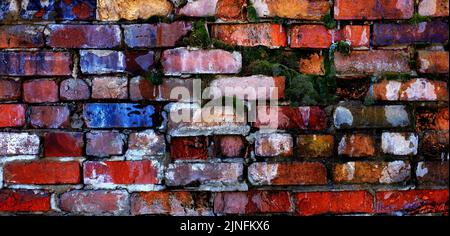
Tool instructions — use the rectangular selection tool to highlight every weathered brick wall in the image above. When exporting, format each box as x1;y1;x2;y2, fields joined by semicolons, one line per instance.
0;0;448;216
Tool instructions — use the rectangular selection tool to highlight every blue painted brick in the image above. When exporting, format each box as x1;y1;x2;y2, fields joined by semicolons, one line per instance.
20;0;56;20
80;50;126;74
83;103;155;128
58;0;96;20
0;0;18;21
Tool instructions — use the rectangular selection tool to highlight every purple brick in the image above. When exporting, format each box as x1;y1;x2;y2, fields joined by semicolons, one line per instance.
86;131;125;157
20;0;56;20
60;79;91;101
83;103;155;128
0;52;72;76
58;0;96;20
46;24;121;48
80;50;125;74
123;22;191;48
125;51;155;73
373;21;449;46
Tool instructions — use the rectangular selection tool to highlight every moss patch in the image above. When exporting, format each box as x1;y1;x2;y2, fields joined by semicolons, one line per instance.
408;13;432;25
323;11;336;29
146;70;164;85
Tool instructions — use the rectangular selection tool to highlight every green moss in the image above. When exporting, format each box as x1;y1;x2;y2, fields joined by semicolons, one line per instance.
182;20;212;48
247;0;259;22
323;11;336;29
408;13;432;25
334;40;351;55
382;72;411;81
146;71;164;85
242;47;337;105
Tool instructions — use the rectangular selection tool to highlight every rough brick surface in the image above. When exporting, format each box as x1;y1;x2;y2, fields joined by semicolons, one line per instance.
3;161;81;185
296;191;374;216
0;0;448;217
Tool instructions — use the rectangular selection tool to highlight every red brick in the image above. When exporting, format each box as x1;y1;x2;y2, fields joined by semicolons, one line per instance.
333;161;411;184
334;0;414;20
214;191;292;215
0;79;21;101
435;108;449;130
370;79;449;101
296;191;374;216
417;50;449;74
299;53;325;75
161;48;242;75
131;192;212;216
23;79;59;103
338;134;376;157
0;52;72;76
0;190;50;212
0;25;45;48
416;161;449;186
373;21;449;46
44;132;83;157
60;190;129;215
86;131;125;157
91;76;128;99
213;136;247;158
290;25;370;49
30;106;71;128
130;76;195;102
250;0;330;20
0;104;26;127
211;23;287;48
208;75;285;100
216;0;246;20
3;161;81;184
60;79;91;101
84;160;161;185
298;134;334;158
255;133;293;157
419;0;449;17
0;132;40;155
165;163;244;188
248;162;327;185
253;106;327;130
170;137;209;160
376;190;449;215
334;50;411;77
46;24;121;48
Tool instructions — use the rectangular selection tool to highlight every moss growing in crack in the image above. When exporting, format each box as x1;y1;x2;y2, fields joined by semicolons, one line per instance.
146;70;164;85
408;13;432;25
381;72;411;81
333;40;351;55
323;11;337;29
182;20;212;48
241;47;338;105
247;0;259;22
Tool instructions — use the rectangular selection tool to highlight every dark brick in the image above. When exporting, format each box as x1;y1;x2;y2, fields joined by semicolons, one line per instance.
373;21;449;46
44;132;83;157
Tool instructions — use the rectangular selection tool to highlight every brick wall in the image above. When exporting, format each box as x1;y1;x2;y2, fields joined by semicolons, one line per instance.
0;0;448;216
